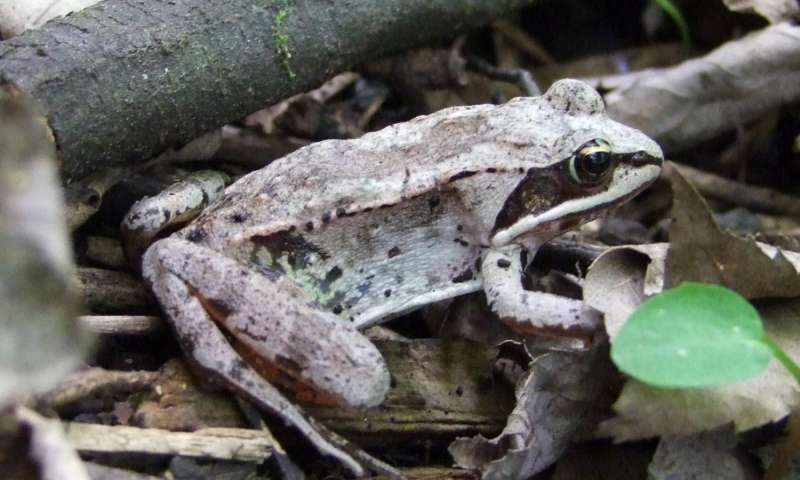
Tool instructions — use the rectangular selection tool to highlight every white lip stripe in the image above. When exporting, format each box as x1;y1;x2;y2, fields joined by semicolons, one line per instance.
491;164;661;247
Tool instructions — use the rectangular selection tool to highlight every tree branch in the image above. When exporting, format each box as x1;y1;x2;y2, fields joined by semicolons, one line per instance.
0;0;535;183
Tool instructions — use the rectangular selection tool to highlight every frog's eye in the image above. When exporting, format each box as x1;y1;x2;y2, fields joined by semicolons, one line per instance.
569;139;613;185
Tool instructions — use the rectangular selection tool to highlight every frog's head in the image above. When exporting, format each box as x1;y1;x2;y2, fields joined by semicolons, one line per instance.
490;79;663;248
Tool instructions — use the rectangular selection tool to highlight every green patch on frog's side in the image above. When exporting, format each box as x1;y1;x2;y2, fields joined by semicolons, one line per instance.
273;8;296;81
251;232;348;307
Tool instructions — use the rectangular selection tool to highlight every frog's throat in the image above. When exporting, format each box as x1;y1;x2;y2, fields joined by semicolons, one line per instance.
490;163;661;248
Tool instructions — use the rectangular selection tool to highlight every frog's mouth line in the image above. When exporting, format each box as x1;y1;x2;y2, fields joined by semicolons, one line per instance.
491;160;661;247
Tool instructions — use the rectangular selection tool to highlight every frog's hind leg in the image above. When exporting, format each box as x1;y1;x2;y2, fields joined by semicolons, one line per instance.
142;238;393;477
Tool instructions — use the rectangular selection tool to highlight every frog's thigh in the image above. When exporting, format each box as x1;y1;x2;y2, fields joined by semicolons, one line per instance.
143;239;370;475
481;245;602;339
143;238;390;410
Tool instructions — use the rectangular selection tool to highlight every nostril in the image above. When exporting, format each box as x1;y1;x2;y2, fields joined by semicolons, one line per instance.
631;151;648;165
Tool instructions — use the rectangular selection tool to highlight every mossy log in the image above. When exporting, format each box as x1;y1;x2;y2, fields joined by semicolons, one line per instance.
0;0;534;183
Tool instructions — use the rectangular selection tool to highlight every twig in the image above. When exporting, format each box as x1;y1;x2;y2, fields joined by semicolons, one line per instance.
465;54;540;96
77;315;165;336
64;424;275;462
40;368;158;411
668;162;800;217
76;268;154;314
491;19;556;65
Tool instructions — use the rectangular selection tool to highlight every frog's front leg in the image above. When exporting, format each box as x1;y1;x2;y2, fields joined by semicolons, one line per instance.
482;245;602;341
143;238;392;477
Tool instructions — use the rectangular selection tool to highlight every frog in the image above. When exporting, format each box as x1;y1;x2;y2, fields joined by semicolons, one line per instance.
125;79;662;476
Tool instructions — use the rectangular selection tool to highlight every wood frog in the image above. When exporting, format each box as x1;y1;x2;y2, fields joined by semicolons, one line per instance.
123;79;662;475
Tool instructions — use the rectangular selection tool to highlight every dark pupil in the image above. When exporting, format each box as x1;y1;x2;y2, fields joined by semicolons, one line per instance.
580;151;610;176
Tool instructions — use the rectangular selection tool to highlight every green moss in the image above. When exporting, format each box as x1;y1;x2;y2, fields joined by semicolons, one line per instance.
273;8;296;80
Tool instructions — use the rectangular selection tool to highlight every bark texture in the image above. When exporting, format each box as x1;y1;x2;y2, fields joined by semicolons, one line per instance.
0;0;533;182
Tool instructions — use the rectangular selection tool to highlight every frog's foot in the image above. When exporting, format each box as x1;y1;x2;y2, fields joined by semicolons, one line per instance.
121;171;228;267
142;238;393;477
482;245;602;343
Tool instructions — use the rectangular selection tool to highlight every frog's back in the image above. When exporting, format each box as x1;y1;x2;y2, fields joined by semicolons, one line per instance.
183;97;558;249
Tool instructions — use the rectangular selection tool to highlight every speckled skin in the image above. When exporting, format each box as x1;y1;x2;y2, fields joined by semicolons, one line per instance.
140;80;662;470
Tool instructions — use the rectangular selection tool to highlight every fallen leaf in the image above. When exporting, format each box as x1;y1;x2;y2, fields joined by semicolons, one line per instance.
449;339;611;479
666;163;800;298
723;0;800;23
606;23;800;153
648;425;758;480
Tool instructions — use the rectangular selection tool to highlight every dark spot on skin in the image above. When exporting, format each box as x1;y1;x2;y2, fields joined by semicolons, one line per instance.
230;212;247;223
388;246;401;258
185;228;207;243
453;238;469;247
496;259;511;269
455;386;463;396
517;168;524;173
379;204;392;209
336;207;346;217
474;257;482;273
363;207;373;213
356;282;371;295
228;361;244;382
332;305;343;314
384;289;392;297
276;354;302;373
323;266;343;287
448;170;478;182
321;212;332;223
452;268;475;283
191;288;233;321
305;221;314;231
457;225;463;231
486;168;497;173
287;225;296;233
428;195;440;211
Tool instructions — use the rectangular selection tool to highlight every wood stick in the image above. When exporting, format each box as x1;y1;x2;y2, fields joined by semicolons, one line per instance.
64;424;275;462
77;315;164;335
669;162;800;216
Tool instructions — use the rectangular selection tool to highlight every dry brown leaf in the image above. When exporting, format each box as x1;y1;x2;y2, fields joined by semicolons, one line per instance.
606;23;800;152
648;426;758;480
723;0;800;23
584;243;667;338
449;340;611;479
666;163;800;298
